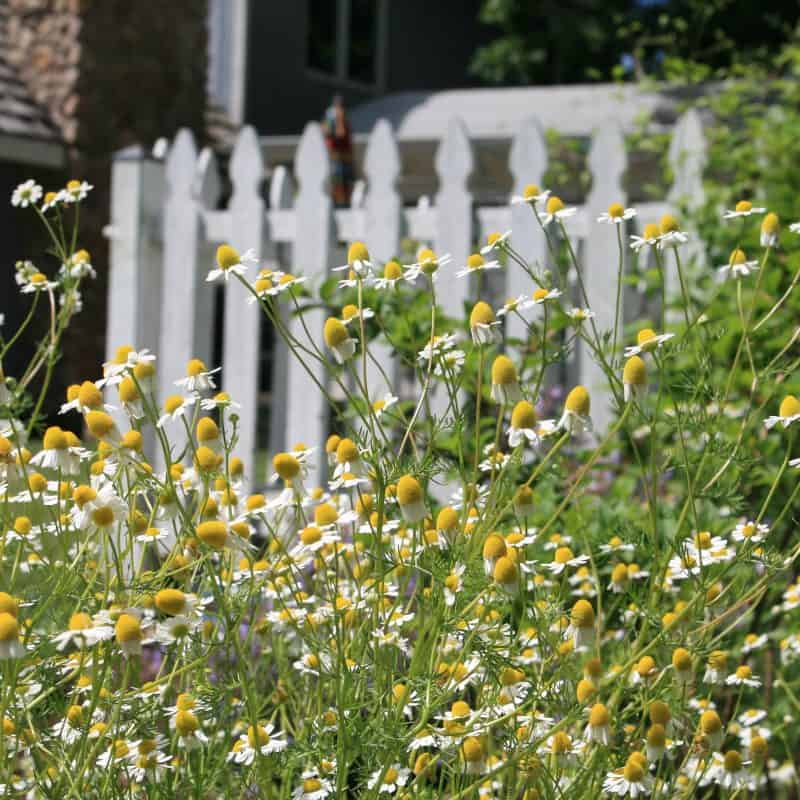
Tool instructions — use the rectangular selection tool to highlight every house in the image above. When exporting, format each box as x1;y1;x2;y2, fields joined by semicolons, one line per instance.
207;0;490;137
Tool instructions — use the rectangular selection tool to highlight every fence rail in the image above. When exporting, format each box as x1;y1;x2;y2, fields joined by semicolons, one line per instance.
106;109;706;489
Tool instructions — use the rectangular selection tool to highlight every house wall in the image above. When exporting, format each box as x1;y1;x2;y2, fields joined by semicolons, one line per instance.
245;0;488;135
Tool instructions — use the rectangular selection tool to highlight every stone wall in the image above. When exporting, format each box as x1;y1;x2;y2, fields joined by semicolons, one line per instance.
6;0;209;394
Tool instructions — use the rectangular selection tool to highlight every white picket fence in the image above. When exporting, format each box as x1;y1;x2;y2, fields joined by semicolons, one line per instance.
106;109;706;489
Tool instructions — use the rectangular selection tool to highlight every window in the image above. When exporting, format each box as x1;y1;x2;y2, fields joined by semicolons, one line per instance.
307;0;338;75
306;0;386;88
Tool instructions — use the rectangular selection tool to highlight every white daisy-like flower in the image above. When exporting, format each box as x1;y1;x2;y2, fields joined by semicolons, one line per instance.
510;184;550;206
61;180;93;203
726;664;762;687
292;770;334;800
731;520;768;544
723;200;766;219
540;196;576;226
624;329;674;357
207;244;258;282
597;203;637;224
707;751;752;791
480;230;511;255
567;307;595;323
520;287;563;308
718;248;758;280
367;764;411;794
496;295;527;318
403;248;452;283
334;241;374;280
602;760;654;798
11;180;43;208
765;395;800;430
174;360;221;394
455;253;501;278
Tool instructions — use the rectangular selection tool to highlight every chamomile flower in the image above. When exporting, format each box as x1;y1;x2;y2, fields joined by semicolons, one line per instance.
732;520;768;544
723;200;766;219
11;180;43;208
603;753;654;797
20;272;57;294
334;241;373;279
511;183;550;205
456;253;501;278
584;703;613;745
567;307;595;323
761;212;780;247
62;179;93;203
726;664;762;688
547;546;590;575
541;195;576;226
367;764;411;794
657;214;689;248
718;248;758;280
63;249;95;279
480;230;511;255
403;248;451;283
228;723;288;763
598;203;637;224
207;243;257;282
557;385;592;435
0;613;24;659
175;358;221;393
765;394;800;430
708;750;752;791
323;317;356;364
623;356;647;402
507;400;542;448
469;301;501;345
624;328;674;357
373;259;404;290
490;355;522;404
51;612;113;651
629;222;662;252
521;287;562;307
292;771;334;800
496;295;527;318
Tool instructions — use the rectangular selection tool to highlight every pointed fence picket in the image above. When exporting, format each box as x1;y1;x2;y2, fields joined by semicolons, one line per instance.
106;110;706;490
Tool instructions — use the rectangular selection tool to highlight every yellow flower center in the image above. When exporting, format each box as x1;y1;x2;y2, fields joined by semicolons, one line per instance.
623;356;646;386
780;394;800;418
723;750;743;773
589;703;609;727
523;184;541;200
155;589;186;616
469;301;495;327
565;385;590;415
0;613;19;642
397;475;422;505
546;196;565;214
43;426;68;450
728;248;747;265
347;241;369;265
216;244;240;270
186;358;207;377
115;614;141;643
735;200;752;213
491;355;517;386
467;253;484;270
383;260;402;280
607;202;625;218
324;317;349;348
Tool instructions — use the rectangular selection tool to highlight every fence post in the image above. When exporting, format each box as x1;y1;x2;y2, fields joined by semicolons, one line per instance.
158;130;207;410
435;117;474;320
194;147;223;393
583;120;627;431
668;108;707;288
106;145;165;455
508;118;549;348
364;118;401;396
224;126;265;490
267;166;295;459
288;122;332;485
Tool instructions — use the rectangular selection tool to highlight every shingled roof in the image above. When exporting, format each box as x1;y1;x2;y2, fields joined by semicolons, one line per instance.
0;0;64;166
